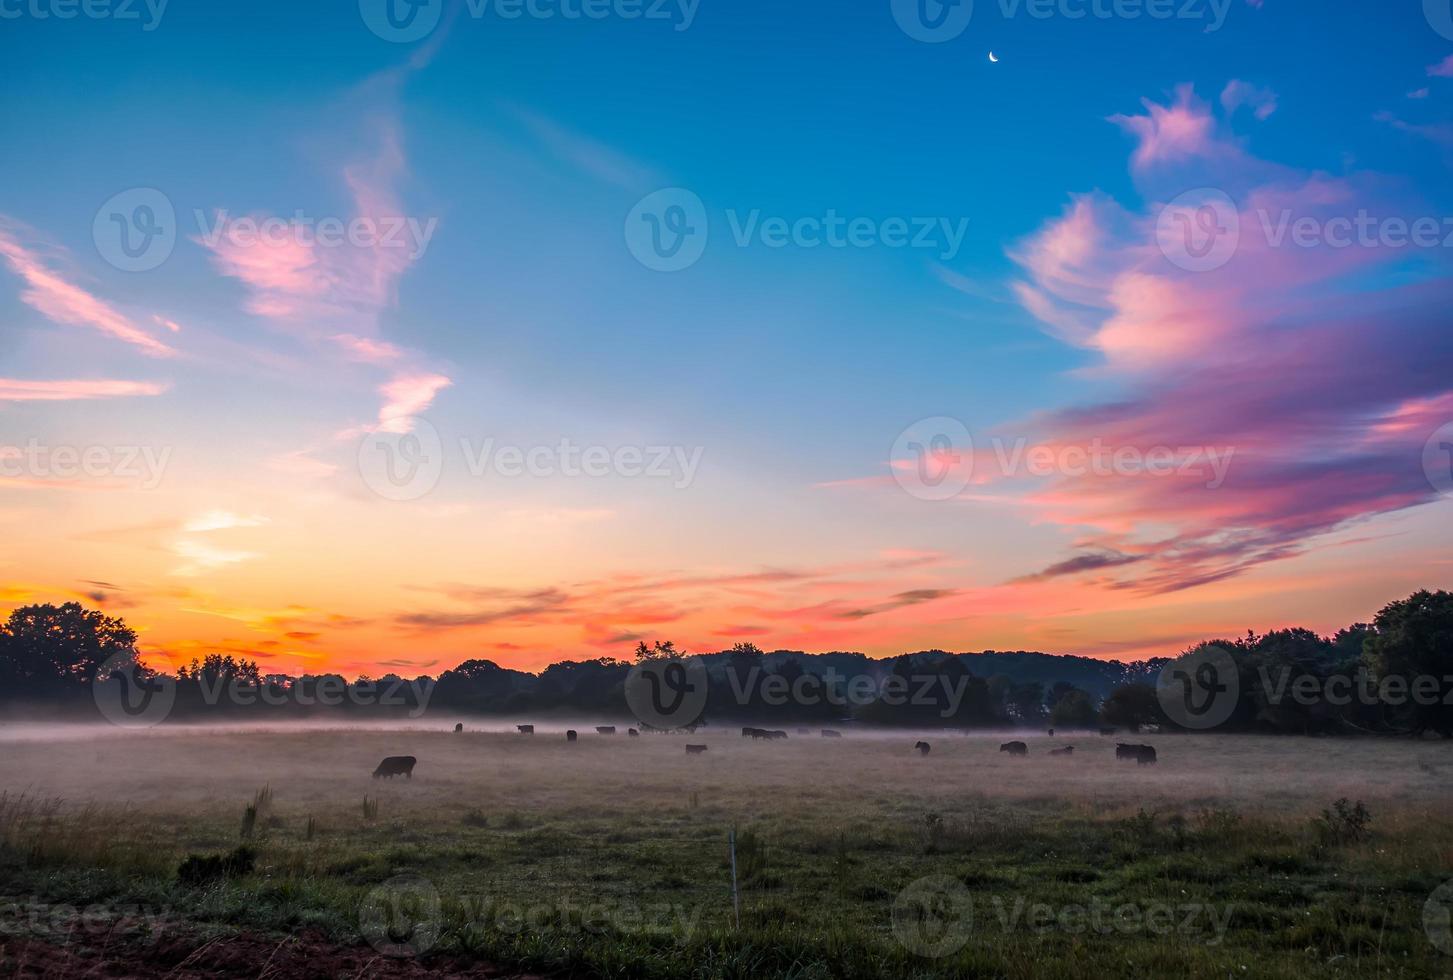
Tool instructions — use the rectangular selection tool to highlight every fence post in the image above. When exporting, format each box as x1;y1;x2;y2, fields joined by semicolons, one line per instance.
728;827;740;930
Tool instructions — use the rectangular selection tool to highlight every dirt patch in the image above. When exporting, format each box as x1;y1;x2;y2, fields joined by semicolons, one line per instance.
0;925;549;979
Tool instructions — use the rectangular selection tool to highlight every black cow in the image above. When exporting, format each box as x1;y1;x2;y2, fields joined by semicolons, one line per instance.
764;730;788;740
914;741;931;755
1117;742;1157;764
596;726;616;735
820;729;843;738
566;730;578;742
1049;746;1075;756
999;741;1028;756
517;724;535;734
453;723;463;733
628;728;640;737
372;756;416;779
1047;728;1055;737
685;744;708;755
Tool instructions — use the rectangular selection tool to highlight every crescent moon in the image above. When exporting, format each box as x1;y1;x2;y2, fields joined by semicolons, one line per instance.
989;51;999;63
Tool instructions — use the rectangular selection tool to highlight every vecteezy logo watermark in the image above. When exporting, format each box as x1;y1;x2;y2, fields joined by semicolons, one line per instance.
0;440;172;490
359;0;698;42
91;190;440;273
358;0;443;42
724;666;976;717
1157;644;1239;730
360;874;442;958
0;0;169;30
891;0;973;42
891;417;973;501
1423;422;1453;499
357;418;446;502
1426;880;1453;955
624;657;709;728
1156;188;1239;273
625;190;970;271
93;188;176;272
891;0;1233;43
890;419;1236;502
891;878;1236;955
358;420;707;501
976;896;1235;943
625;188;709;272
1426;0;1453;41
92;653;177;729
892;875;973;957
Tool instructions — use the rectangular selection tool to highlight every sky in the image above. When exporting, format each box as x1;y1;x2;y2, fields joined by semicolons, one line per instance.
2;0;1453;676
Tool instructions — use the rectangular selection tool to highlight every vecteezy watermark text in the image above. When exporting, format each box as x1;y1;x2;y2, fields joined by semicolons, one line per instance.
625;188;970;271
890;418;1235;502
890;0;1234;44
358;419;706;501
0;0;168;30
0;441;171;490
357;0;698;43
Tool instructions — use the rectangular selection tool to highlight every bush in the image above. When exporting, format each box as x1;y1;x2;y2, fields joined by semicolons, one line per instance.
1312;798;1371;847
177;845;257;887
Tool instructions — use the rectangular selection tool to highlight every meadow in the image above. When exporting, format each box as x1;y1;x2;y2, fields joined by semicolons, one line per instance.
1;725;1451;978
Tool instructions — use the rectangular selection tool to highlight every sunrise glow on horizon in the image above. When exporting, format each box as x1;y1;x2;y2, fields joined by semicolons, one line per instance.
4;2;1453;677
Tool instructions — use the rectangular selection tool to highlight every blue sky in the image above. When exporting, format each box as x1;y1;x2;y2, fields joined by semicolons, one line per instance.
2;0;1452;670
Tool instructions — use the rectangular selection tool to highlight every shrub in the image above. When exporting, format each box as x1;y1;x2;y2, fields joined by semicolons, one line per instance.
177;845;256;887
1312;798;1371;847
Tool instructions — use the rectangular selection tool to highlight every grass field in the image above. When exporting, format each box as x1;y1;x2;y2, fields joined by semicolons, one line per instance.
1;725;1452;978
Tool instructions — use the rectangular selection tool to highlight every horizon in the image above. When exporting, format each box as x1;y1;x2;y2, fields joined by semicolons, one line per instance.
4;2;1453;677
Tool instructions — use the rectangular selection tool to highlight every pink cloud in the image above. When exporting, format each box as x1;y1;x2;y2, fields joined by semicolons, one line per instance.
1220;80;1278;120
0;224;175;358
1428;54;1453;78
331;333;403;364
377;373;452;433
971;83;1453;593
1109;85;1223;170
0;379;168;401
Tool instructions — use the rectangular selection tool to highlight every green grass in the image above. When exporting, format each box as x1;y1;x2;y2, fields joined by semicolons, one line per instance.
1;729;1451;977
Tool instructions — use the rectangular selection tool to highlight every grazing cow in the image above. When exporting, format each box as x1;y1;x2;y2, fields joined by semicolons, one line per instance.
999;741;1028;756
454;723;463;733
685;744;708;755
566;730;578;742
372;756;416;779
517;724;534;735
914;741;931;755
820;729;843;738
765;730;788;740
742;727;772;740
1047;728;1055;737
1049;746;1075;756
628;728;640;737
596;726;616;735
1117;743;1157;764
1099;727;1117;736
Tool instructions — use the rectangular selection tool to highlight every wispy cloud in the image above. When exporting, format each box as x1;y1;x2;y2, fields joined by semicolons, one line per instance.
0;379;168;401
0;222;176;357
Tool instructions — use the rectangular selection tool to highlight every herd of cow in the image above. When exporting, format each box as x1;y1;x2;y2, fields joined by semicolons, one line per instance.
370;728;1160;777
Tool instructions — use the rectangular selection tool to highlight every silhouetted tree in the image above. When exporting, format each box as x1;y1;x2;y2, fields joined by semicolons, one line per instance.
0;602;139;695
1363;590;1453;737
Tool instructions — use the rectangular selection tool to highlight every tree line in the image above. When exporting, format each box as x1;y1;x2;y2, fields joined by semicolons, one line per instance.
0;590;1449;735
